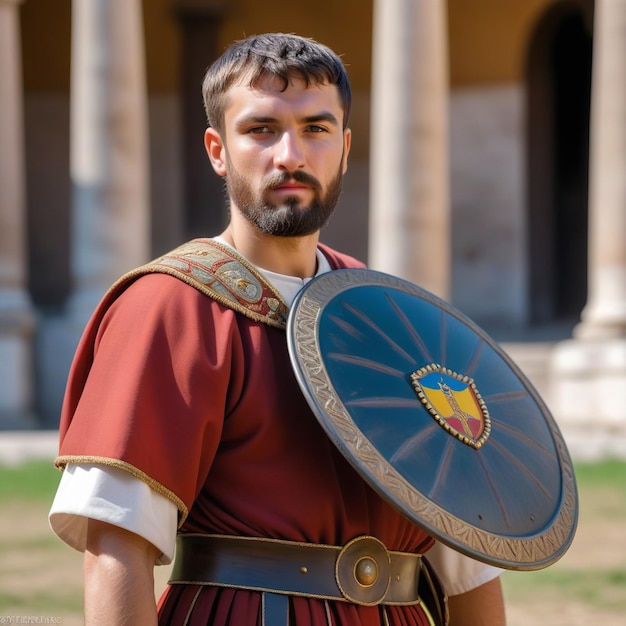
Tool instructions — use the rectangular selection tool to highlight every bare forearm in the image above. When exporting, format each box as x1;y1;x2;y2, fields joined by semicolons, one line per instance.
447;577;506;626
84;520;159;626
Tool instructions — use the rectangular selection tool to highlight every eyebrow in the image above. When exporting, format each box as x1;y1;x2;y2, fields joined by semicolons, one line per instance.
302;111;340;127
235;111;340;129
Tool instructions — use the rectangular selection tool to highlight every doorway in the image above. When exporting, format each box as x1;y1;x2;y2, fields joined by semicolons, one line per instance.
526;2;593;324
177;7;229;241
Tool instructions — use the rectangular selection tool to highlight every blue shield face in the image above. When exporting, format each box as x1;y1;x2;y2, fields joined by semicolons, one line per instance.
288;268;578;571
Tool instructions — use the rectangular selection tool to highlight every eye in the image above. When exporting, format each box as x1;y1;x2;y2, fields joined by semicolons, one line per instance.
247;125;272;135
305;125;328;133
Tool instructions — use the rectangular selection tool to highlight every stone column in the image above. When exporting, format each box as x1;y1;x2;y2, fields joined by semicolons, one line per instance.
369;0;450;299
551;0;626;456
69;0;150;322
0;0;36;427
38;0;150;425
575;0;626;340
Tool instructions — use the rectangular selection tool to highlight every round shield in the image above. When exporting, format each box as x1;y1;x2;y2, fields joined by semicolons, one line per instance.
287;269;578;571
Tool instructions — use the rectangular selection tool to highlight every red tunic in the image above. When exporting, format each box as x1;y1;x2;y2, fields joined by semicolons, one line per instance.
57;243;435;626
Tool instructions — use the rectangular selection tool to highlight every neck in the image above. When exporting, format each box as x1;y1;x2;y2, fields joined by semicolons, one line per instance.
219;219;319;279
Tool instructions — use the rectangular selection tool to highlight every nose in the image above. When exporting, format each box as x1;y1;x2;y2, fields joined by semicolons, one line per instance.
273;131;305;171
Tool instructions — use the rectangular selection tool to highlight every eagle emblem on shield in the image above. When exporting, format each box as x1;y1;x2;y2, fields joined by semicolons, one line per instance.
410;363;491;449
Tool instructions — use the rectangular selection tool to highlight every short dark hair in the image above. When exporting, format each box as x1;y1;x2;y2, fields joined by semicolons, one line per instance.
202;33;352;133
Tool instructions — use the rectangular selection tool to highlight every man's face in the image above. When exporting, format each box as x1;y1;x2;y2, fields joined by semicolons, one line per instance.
207;73;351;238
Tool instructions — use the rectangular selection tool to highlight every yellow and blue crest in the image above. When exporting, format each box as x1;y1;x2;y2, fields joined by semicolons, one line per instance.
411;364;491;449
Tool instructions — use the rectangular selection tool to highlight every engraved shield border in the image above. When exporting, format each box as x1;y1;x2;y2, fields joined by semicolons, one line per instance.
287;268;578;571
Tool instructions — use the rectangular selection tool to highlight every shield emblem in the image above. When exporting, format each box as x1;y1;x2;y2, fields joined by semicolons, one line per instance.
411;364;490;448
287;269;578;571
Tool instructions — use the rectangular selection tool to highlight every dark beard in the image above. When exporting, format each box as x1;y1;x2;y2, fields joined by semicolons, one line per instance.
225;164;344;238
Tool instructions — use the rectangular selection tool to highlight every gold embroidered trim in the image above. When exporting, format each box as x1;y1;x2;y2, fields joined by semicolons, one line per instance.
108;238;289;330
208;238;289;303
54;455;189;526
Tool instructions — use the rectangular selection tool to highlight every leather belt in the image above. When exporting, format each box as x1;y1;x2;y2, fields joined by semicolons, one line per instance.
169;534;424;624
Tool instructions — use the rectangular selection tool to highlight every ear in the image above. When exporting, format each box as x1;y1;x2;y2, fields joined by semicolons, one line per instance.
341;128;352;174
204;127;227;177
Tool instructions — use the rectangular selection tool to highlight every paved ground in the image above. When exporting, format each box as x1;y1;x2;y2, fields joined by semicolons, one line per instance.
0;430;59;465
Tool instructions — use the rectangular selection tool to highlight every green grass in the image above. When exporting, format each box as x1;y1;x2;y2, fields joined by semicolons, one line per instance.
503;567;626;611
574;460;626;520
0;460;61;501
573;459;626;489
0;534;61;553
0;589;84;614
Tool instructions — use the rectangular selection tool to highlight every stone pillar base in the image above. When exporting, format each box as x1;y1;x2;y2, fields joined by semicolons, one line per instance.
0;293;36;429
34;311;89;429
550;338;626;459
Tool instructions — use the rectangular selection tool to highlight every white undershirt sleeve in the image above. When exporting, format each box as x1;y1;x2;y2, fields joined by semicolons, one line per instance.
48;463;178;565
425;540;503;596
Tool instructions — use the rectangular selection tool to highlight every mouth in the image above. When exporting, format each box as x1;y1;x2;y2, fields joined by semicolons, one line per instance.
266;171;321;195
272;181;309;191
269;182;312;199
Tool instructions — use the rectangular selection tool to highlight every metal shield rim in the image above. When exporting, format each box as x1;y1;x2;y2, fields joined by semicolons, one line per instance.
287;268;578;571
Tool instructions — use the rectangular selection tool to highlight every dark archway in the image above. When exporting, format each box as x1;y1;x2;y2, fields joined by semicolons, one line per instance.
177;6;229;241
526;1;593;324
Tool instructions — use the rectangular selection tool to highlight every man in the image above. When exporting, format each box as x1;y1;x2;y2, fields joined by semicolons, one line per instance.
50;33;505;625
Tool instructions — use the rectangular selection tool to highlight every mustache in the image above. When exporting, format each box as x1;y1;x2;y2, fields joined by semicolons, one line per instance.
263;170;322;192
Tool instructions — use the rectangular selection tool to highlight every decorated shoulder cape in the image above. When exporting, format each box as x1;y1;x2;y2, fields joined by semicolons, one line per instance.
112;238;289;328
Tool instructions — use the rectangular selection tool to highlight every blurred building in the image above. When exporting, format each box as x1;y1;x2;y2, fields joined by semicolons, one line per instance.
1;0;624;456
